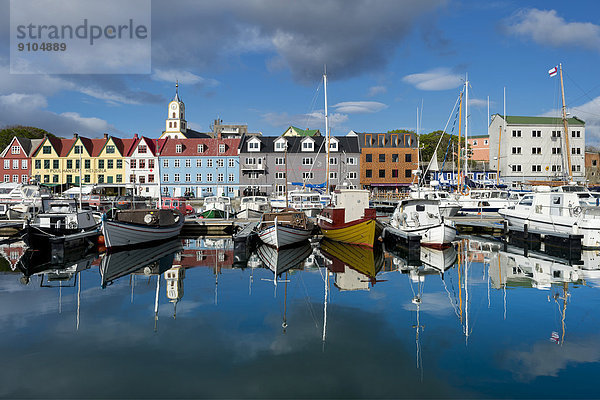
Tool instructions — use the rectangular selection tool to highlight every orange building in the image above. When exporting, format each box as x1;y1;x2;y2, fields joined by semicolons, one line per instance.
356;132;418;192
586;151;600;186
468;135;489;162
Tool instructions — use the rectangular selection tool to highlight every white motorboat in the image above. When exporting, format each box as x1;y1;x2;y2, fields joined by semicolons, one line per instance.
554;184;598;206
202;196;235;217
101;208;184;249
420;245;457;273
498;187;600;249
272;190;322;217
237;196;270;219
409;186;461;217
455;188;514;214
3;184;51;220
257;210;312;249
389;199;457;247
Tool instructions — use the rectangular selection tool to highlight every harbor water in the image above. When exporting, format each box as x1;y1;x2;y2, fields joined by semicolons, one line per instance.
1;236;600;398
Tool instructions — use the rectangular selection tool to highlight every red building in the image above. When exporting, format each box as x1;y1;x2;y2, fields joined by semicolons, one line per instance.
467;135;489;162
0;137;43;184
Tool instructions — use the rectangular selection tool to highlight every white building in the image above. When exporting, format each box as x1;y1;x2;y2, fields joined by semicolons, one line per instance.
489;114;585;186
126;135;161;198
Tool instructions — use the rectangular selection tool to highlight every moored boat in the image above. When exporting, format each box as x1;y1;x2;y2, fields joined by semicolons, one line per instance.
238;196;270;219
101;208;184;249
257;210;312;249
317;189;381;247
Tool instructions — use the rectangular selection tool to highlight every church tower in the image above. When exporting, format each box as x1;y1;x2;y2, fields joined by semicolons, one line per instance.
163;81;188;139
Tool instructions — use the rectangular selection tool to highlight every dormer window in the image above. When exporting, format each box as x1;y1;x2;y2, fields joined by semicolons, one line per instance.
219;144;226;153
73;145;82;154
197;144;204;153
138;144;147;154
106;145;115;154
11;146;19;155
176;144;182;153
302;140;314;151
248;140;260;152
329;140;338;152
275;140;287;152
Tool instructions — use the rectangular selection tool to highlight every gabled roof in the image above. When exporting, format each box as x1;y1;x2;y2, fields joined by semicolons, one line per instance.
284;126;321;137
239;135;359;154
493;114;585;126
182;128;210;139
159;138;241;157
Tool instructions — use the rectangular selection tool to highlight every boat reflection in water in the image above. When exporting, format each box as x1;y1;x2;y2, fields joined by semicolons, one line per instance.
256;241;312;277
320;239;384;291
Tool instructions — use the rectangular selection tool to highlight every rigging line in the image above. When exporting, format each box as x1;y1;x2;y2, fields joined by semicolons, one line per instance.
298;272;320;331
422;90;462;180
303;78;323;131
440;102;463;174
564;71;600;104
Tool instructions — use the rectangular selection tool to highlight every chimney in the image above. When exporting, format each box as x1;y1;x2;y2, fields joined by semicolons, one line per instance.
103;133;108;139
73;133;78;139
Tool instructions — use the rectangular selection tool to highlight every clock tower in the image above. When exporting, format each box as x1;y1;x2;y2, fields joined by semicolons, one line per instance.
163;81;187;138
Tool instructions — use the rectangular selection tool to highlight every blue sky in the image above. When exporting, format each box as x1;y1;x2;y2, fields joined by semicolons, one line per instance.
1;0;600;143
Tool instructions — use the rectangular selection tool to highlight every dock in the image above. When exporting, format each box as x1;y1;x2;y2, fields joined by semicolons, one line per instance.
448;215;504;235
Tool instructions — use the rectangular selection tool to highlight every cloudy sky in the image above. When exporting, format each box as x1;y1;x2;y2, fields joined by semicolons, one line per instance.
1;0;600;143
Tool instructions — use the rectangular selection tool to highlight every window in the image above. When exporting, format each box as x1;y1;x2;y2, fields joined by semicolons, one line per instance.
473;140;478;146
3;160;8;169
106;145;115;154
217;159;224;168
114;159;121;169
511;147;521;154
552;148;561;154
98;174;104;183
207;159;213;167
197;144;204;153
66;160;73;169
174;159;180;168
3;175;9;182
106;176;113;184
275;141;287;151
392;169;398;178
512;130;522;137
107;160;114;169
116;174;123;183
379;154;385;162
248;172;259;180
52;160;59;169
378;134;385;146
185;159;191;168
302;172;314;180
174;173;180;182
275;185;285;194
196;159;202;168
163;174;169;181
405;169;412;178
12;175;18;183
196;173;202;182
98;160;105;169
276;172;286;179
552;165;562;172
130;174;136;183
532;130;541;138
219;144;226;153
302;141;314;151
21;175;27;183
44;160;50;169
138;144;147;154
75;160;80;169
35;160;41;169
217;173;224;182
53;175;59;183
275;157;285;165
43;175;49;183
11;160;18;170
329;172;338;180
484;139;489;145
366;154;372;162
572;148;581;155
405;154;412;162
391;134;399;146
11;146;19;155
552;130;561;138
366;169;372;178
488;173;496;179
329;141;338;151
532;147;542;154
531;165;541;172
404;134;412;147
346;157;357;165
329;157;338;165
185;173;191;182
302;157;313;165
227;159;235;168
85;160;90;169
131;159;137;169
207;173;213;182
511;165;522;172
248;141;260;151
163;159;169;168
572;130;581;138
379;169;385;178
228;173;235;182
348;171;357;179
245;157;256;165
176;144;182;153
42;146;51;154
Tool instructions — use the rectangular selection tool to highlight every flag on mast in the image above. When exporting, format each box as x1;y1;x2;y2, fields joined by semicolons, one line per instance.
548;66;558;77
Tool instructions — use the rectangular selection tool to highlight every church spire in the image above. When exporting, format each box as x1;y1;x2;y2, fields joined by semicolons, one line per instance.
173;80;181;102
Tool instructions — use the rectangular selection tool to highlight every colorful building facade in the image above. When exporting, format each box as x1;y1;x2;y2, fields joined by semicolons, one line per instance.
0;137;42;184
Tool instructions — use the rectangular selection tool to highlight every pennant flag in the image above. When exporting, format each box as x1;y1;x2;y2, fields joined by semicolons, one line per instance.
550;331;560;344
548;66;558;77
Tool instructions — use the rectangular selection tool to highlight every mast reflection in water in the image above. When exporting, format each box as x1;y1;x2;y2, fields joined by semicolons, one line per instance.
2;236;600;398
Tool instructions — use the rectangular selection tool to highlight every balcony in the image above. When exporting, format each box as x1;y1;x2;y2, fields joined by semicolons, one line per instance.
241;164;266;171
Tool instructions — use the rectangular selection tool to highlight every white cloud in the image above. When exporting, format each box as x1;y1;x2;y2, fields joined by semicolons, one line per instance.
261;110;348;133
402;68;463;91
332;101;388;114
468;98;489;108
540;96;600;144
367;85;387;97
152;69;219;87
506;9;600;51
0;93;48;109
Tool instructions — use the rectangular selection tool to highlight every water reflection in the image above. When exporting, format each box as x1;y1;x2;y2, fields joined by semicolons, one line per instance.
5;235;600;398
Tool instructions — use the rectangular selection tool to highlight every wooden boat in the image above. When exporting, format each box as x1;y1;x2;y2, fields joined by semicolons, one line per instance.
320;238;384;291
256;241;312;276
318;189;381;247
257;210;312;249
101;208;184;249
390;199;457;248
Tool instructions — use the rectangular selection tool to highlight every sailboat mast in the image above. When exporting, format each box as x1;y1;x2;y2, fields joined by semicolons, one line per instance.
464;77;469;186
559;64;573;181
457;93;463;191
324;67;330;194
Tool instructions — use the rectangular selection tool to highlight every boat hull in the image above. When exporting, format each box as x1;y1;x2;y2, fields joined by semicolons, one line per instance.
397;222;457;248
101;218;184;249
319;217;380;248
258;223;312;249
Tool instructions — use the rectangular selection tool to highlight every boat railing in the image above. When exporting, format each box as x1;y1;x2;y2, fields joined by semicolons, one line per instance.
370;193;409;201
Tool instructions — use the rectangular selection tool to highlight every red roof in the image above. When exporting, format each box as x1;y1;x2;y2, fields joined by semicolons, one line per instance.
159;138;240;157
